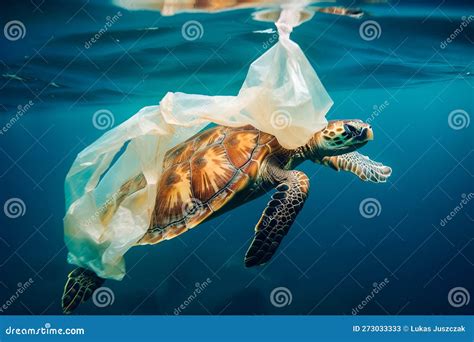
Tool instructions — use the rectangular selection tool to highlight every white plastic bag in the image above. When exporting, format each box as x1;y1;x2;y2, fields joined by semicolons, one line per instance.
160;7;331;149
64;6;333;280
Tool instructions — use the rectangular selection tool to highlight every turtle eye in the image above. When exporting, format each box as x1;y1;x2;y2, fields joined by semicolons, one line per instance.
343;124;361;137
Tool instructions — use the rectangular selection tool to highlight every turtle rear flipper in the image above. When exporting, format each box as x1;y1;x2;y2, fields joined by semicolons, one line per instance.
62;268;104;314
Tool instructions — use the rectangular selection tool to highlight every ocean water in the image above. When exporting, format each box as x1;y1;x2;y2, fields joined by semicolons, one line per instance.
0;0;473;316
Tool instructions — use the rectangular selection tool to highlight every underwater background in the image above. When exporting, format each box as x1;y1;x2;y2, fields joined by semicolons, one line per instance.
0;0;473;315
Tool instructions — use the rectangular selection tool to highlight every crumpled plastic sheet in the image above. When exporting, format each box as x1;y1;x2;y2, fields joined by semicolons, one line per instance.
64;5;333;280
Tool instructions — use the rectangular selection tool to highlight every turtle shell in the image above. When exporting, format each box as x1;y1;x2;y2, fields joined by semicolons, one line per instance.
140;125;279;245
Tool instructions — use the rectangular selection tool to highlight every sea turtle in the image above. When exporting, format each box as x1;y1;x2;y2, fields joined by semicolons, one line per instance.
62;119;391;313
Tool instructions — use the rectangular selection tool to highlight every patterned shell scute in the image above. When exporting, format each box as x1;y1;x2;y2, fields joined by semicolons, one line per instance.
141;125;277;245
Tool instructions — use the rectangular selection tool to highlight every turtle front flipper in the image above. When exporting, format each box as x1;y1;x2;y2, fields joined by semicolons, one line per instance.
62;268;105;314
322;151;392;183
245;169;309;267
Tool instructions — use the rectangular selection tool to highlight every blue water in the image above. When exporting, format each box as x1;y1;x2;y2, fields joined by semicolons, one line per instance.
0;0;473;315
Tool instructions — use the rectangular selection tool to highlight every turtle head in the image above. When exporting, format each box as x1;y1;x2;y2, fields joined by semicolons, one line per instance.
308;119;373;159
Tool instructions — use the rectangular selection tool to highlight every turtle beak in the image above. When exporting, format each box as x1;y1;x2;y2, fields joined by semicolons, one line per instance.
356;125;373;142
364;126;374;141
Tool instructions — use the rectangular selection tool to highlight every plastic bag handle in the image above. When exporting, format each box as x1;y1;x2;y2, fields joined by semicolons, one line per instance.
276;4;306;39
